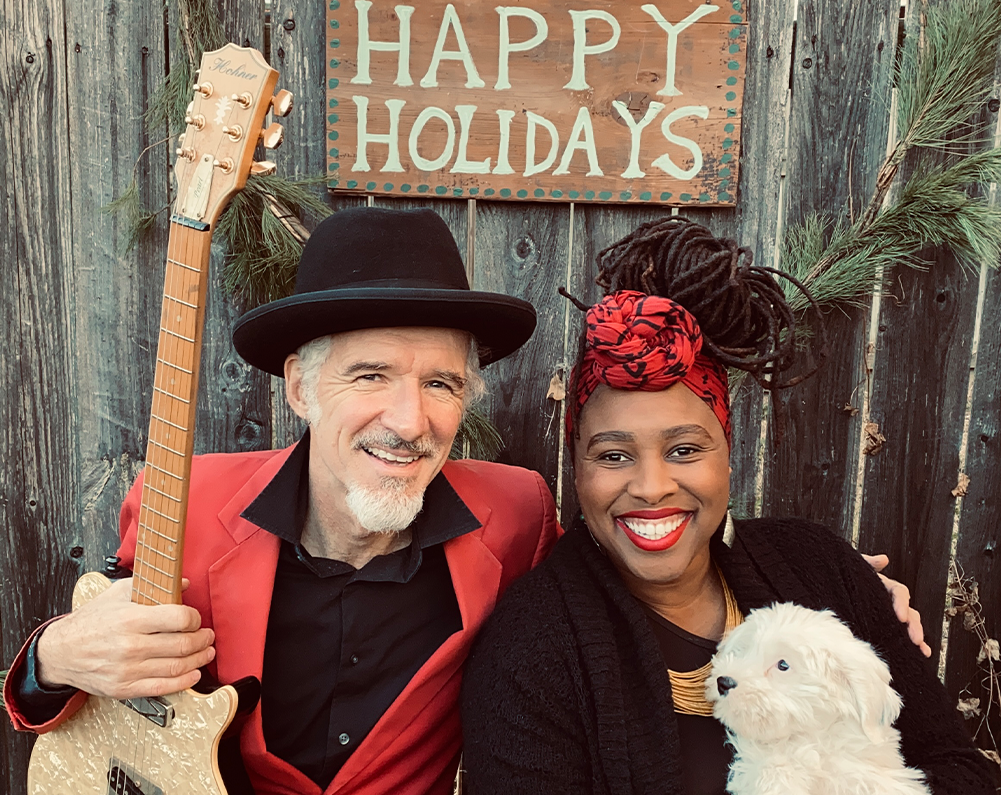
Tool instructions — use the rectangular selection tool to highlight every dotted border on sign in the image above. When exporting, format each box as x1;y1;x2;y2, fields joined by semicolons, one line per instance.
327;1;746;204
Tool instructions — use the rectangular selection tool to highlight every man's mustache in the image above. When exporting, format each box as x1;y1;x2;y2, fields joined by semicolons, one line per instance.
352;430;440;457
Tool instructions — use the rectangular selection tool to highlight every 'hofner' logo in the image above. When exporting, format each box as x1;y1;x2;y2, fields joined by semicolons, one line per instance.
208;58;258;80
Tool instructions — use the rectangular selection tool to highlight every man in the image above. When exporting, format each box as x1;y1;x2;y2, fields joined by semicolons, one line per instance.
4;207;558;794
5;207;925;794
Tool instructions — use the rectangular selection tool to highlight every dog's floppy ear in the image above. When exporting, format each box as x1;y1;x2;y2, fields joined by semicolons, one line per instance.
831;636;902;743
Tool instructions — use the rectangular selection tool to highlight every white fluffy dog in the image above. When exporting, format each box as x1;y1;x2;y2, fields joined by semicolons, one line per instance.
706;602;930;795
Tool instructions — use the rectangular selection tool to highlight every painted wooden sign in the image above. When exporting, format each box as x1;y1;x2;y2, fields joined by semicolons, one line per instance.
326;0;747;205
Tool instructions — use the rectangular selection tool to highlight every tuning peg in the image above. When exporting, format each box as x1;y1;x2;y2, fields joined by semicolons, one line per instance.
186;101;194;114
193;82;213;98
251;160;277;176
231;92;253;109
213;158;235;174
177;132;185;143
175;147;196;162
270;89;294;117
184;114;206;131
260;122;284;149
222;124;244;141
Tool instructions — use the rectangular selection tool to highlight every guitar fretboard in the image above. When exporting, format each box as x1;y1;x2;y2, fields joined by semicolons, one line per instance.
132;221;211;606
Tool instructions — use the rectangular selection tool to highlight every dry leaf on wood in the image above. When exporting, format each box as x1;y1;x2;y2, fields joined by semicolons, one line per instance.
842;403;860;417
863;422;886;455
957;696;982;719
981;749;1001;766
951;473;971;497
546;373;566;402
977;638;1000;663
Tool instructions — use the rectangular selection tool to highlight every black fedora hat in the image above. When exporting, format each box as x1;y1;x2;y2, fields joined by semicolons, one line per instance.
233;207;537;376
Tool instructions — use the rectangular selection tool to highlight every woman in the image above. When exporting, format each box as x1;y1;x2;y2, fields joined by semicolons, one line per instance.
460;219;998;794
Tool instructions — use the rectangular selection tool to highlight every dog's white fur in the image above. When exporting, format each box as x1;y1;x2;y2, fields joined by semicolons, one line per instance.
707;602;930;795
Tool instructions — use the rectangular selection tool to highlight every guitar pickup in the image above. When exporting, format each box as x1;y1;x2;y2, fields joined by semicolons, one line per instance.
107;758;165;795
119;696;174;728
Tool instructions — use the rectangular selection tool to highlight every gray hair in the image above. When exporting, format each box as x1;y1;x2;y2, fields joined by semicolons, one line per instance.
294;332;486;426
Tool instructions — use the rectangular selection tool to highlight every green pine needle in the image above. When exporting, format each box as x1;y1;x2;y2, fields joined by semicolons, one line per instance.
783;0;1001;319
103;177;164;255
216;174;333;307
450;407;505;461
896;0;1001;153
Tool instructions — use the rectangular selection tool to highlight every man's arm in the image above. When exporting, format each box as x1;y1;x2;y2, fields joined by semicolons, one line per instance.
5;473;216;733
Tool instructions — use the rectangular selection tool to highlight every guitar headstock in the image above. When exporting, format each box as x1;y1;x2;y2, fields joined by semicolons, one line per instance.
172;43;292;226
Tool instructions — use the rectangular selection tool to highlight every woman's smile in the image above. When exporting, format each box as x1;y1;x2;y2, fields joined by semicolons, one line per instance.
616;510;692;551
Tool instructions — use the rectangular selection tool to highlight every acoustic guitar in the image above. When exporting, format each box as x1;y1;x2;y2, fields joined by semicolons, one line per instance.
26;43;291;795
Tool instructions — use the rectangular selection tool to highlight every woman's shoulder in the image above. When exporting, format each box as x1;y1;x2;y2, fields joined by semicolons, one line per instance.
734;515;857;560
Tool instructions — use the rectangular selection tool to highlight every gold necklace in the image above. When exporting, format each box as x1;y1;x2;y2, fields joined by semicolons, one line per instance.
666;568;743;717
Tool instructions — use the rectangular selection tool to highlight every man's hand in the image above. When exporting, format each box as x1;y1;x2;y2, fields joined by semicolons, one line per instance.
35;577;215;699
862;553;932;658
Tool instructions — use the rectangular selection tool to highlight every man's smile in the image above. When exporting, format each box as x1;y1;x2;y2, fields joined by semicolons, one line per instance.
361;445;423;464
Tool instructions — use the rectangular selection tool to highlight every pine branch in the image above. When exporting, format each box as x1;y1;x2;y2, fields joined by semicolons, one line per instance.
450;407;505;461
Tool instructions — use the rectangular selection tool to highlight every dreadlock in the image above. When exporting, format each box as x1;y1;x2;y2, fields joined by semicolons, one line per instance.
592;216;827;389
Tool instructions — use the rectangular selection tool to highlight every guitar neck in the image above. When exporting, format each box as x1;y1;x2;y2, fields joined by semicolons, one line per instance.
132;218;212;606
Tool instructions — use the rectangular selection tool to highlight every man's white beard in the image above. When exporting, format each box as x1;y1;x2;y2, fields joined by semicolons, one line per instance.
344;477;425;534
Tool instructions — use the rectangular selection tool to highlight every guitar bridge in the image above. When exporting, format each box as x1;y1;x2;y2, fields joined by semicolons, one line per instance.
106;758;165;795
119;695;174;728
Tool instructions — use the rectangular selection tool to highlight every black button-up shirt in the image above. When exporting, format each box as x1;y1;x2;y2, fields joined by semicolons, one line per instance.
242;433;478;788
16;433;479;792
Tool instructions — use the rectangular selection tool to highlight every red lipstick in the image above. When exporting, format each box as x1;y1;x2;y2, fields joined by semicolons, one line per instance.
615;512;691;552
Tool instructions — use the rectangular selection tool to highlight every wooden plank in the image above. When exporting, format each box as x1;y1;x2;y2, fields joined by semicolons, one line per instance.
0;0;78;790
859;251;981;661
946;262;1001;750
858;7;1000;667
761;0;898;538
723;0;797;519
270;0;367;449
328;0;747;205
944;56;1001;747
63;0;170;575
218;0;265;50
472;202;574;519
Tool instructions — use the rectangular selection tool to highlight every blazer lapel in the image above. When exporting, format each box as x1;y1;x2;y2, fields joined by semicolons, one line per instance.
207;449;289;762
329;504;501;792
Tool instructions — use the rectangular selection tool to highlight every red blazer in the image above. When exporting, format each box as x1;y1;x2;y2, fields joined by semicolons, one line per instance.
6;446;561;795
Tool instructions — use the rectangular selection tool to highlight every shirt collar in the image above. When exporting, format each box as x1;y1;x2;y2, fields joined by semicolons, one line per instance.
241;431;480;564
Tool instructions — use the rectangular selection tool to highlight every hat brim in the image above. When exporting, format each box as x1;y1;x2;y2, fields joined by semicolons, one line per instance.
233;288;538;376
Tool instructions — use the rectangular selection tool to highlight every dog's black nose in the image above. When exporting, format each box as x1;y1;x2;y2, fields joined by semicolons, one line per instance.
716;676;737;696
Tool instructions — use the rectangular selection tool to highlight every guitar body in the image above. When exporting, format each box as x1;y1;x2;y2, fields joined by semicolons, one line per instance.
26;575;239;795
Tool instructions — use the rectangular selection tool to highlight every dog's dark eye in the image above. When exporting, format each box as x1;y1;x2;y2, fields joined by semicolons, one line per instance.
777;659;790;671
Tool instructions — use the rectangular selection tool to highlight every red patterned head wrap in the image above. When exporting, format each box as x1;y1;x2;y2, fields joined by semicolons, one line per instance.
568;291;731;445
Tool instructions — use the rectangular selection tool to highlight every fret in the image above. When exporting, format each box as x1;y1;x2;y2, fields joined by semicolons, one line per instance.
157;359;193;375
149;415;189;432
163;294;198;310
144;483;182;502
135;545;178;564
133;572;172;593
138;521;178;544
161;327;196;344
153;386;191;404
134;558;173;578
149;438;185;457
145;463;184;481
142;504;181;524
166;257;201;273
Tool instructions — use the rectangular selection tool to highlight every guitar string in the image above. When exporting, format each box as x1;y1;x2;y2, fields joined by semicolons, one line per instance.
140;214;193;787
131;220;184;791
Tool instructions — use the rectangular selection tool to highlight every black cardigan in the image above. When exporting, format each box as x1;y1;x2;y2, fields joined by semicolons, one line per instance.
460;518;999;795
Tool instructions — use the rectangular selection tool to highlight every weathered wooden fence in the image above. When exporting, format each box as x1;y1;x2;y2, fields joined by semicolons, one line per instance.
2;0;999;790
